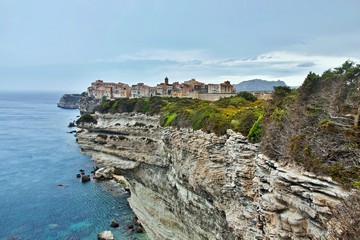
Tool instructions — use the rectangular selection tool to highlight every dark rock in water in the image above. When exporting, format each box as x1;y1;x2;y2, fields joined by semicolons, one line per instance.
79;169;85;172
135;225;144;233
68;121;76;128
57;184;64;187
97;231;114;240
76;173;81;178
81;172;85;175
58;94;82;109
127;224;134;229
81;175;91;182
110;220;119;228
68;130;77;134
132;215;144;233
124;188;131;193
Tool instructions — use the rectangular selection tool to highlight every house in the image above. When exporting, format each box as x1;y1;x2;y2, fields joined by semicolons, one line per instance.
88;80;130;99
156;77;173;96
220;81;236;93
208;84;221;93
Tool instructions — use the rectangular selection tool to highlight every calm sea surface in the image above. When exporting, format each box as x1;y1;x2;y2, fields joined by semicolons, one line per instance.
0;91;148;240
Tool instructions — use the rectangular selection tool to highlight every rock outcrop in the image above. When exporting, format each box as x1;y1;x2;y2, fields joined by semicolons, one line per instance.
77;112;354;240
94;167;114;179
57;94;82;109
97;230;114;240
79;95;100;114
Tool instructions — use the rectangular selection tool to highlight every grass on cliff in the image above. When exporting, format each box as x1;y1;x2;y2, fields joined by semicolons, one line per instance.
95;93;266;139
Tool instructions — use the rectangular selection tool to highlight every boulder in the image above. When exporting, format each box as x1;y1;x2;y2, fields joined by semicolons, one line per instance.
110;220;119;228
97;230;114;240
81;175;91;182
135;225;144;233
68;121;76;128
94;167;114;180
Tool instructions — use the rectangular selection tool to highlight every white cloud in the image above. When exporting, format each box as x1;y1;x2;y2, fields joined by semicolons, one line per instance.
96;49;360;86
97;49;209;63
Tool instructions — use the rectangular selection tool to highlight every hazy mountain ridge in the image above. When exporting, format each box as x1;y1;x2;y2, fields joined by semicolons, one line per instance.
234;79;287;92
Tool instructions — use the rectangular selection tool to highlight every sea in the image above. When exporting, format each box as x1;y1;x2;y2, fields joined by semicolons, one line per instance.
0;91;149;240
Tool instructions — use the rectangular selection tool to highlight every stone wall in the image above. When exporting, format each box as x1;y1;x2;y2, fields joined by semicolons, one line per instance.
198;93;237;101
77;113;353;240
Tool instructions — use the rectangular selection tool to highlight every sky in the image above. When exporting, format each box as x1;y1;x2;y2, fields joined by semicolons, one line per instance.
0;0;359;92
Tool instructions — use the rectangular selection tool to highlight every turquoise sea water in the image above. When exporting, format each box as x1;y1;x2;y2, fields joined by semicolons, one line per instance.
0;92;148;240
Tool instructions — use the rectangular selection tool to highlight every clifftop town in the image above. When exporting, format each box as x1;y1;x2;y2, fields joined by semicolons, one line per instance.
87;77;236;101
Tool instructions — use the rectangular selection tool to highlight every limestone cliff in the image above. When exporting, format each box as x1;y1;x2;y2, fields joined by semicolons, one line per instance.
77;113;355;240
57;94;82;109
79;95;100;114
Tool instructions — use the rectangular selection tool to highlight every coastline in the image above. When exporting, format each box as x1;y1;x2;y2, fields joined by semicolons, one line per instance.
0;92;149;240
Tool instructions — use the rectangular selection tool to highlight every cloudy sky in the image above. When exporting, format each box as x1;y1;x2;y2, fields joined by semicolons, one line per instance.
1;0;359;92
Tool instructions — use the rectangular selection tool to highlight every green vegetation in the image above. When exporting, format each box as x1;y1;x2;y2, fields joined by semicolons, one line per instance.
262;61;360;188
95;94;266;138
247;115;262;143
76;114;97;125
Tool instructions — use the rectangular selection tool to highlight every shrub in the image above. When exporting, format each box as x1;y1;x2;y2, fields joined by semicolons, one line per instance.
76;114;97;125
236;92;257;102
248;116;263;143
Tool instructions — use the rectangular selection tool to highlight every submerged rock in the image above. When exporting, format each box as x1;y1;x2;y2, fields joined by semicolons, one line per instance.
110;220;119;228
81;175;91;182
97;230;114;240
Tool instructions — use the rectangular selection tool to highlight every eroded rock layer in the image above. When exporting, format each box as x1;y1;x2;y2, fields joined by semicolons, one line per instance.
77;113;351;240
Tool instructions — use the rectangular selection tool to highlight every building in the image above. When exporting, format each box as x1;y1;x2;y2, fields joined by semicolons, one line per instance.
88;80;130;99
87;78;237;101
131;83;151;98
156;77;173;96
220;81;236;93
207;81;236;94
113;82;131;98
183;79;207;93
208;84;221;93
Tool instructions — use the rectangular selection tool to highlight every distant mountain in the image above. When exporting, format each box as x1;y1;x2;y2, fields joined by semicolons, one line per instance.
233;79;287;92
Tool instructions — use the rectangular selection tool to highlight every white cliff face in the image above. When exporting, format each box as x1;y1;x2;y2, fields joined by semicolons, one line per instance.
57;94;82;109
77;113;351;240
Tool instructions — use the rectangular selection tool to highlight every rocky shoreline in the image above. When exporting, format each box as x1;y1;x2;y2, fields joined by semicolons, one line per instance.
74;162;146;239
75;112;356;240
